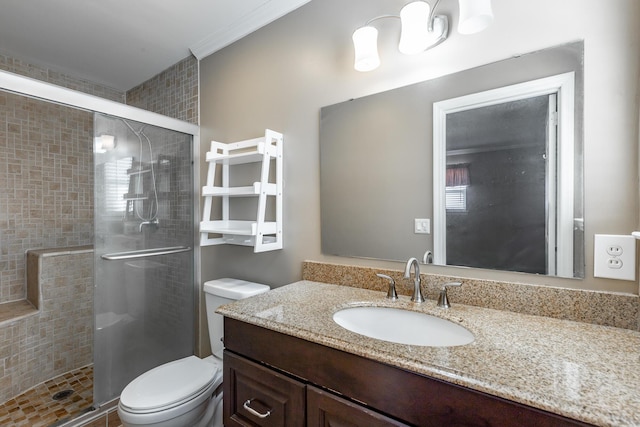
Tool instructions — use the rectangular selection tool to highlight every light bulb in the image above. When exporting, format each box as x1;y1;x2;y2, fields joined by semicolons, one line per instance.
399;1;431;55
353;26;380;72
458;0;494;35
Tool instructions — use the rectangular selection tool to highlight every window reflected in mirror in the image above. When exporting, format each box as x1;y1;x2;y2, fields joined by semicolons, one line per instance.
433;72;582;278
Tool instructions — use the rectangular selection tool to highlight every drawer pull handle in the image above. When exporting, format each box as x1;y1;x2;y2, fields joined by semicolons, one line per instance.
243;399;272;419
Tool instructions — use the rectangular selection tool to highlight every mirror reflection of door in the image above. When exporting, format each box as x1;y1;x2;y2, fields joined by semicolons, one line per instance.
445;95;552;274
433;72;576;277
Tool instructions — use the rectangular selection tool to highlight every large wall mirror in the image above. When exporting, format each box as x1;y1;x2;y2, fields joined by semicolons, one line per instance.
320;42;584;278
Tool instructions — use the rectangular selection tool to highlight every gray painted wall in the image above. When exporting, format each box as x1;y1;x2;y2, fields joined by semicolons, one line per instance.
197;0;639;352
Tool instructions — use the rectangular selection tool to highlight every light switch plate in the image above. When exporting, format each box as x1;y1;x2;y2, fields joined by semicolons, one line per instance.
594;234;636;281
414;218;430;234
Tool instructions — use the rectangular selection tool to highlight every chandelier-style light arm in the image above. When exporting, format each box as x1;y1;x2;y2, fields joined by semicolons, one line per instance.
427;0;443;32
364;14;399;27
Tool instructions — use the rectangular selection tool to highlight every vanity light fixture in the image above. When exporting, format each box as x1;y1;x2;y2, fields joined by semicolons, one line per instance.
353;0;493;72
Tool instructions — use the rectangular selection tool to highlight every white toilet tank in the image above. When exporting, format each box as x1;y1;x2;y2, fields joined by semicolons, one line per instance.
204;278;270;358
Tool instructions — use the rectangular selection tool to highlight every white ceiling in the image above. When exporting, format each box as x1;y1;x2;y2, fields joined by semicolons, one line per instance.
0;0;310;91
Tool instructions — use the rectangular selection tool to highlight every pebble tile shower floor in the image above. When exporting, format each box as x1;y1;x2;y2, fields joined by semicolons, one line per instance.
0;365;122;427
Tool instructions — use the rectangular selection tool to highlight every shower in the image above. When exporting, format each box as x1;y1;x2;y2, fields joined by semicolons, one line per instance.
0;68;199;426
93;113;195;406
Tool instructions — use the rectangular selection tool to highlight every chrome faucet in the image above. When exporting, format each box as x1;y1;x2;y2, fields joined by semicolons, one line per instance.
404;257;425;303
376;273;398;301
437;282;462;308
139;218;159;232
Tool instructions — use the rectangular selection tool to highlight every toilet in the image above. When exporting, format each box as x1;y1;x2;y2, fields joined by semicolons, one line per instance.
117;278;270;427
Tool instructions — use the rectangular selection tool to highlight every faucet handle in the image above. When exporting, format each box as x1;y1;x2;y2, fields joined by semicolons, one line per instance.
437;282;462;308
376;273;398;301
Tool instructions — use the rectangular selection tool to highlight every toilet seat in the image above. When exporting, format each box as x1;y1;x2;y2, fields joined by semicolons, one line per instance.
120;356;222;414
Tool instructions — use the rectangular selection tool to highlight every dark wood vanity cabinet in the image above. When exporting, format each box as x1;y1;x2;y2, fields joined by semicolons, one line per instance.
224;351;306;426
224;351;407;427
223;318;594;427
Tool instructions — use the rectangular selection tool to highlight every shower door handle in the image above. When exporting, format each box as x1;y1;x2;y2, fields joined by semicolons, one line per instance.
101;246;192;261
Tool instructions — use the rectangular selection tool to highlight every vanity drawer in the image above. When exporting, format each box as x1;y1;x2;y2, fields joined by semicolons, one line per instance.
224;351;306;427
307;385;409;427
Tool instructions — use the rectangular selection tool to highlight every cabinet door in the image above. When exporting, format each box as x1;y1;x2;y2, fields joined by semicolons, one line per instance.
307;386;409;427
224;351;306;427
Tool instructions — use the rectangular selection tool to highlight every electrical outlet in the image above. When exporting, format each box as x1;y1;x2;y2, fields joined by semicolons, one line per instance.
414;218;430;234
594;234;635;280
607;245;623;257
607;258;623;269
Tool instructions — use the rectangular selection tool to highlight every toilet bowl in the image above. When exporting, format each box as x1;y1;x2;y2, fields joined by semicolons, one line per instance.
118;356;222;427
118;278;270;427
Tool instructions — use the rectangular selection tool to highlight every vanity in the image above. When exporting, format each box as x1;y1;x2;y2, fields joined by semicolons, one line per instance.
217;281;640;427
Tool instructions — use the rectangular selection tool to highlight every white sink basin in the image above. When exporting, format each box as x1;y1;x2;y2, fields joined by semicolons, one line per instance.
333;306;474;347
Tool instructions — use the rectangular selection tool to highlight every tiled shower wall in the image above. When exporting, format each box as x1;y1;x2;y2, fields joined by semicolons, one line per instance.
0;52;127;304
0;53;198;303
0;92;95;302
0;247;93;403
126;55;199;125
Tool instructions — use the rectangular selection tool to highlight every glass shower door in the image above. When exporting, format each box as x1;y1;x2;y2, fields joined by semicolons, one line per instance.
93;113;195;405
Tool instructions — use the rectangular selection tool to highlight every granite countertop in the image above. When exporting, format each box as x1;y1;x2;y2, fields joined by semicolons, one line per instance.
217;280;640;427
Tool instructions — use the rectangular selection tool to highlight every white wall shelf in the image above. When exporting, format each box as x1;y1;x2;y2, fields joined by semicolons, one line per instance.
200;129;283;252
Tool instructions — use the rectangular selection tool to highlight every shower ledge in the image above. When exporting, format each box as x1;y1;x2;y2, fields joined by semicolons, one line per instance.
0;300;37;326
